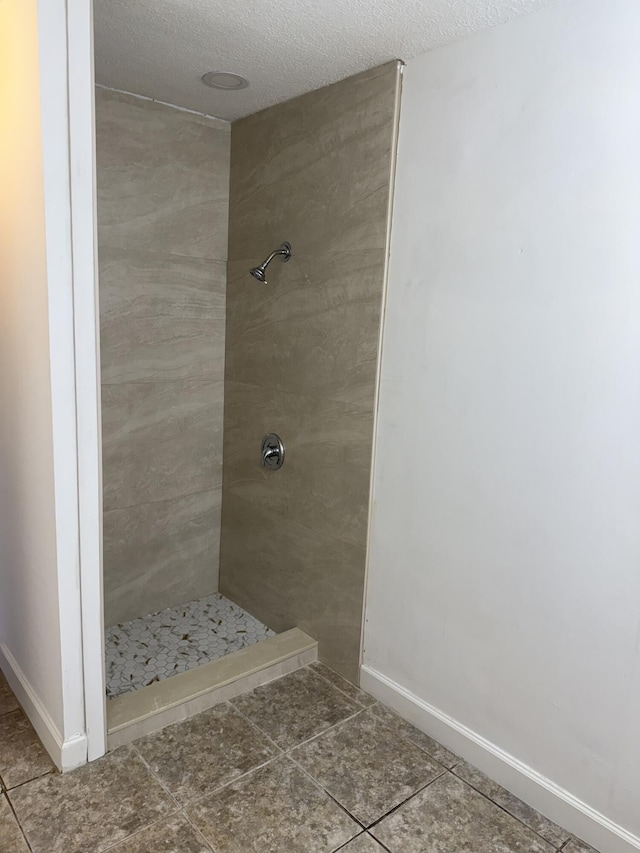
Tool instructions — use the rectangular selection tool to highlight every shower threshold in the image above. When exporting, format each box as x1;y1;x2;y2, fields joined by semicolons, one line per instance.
104;596;317;749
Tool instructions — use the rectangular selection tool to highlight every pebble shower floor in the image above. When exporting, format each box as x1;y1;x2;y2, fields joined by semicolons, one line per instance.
105;593;275;698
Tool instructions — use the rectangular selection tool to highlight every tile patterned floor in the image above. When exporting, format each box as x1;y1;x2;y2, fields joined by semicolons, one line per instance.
0;667;603;853
105;593;275;698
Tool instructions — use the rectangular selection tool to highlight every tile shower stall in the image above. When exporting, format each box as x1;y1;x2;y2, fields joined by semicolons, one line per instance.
96;62;401;705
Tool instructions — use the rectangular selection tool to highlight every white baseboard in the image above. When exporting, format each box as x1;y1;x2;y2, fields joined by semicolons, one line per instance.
360;665;640;853
0;643;87;772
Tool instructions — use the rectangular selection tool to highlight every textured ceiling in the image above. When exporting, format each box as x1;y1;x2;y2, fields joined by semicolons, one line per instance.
94;0;557;122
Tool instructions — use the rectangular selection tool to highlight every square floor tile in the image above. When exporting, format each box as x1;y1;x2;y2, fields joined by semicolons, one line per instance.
134;702;279;803
0;709;54;789
0;673;20;717
453;760;569;847
9;745;176;853
310;662;376;708
339;832;388;851
105;814;213;852
187;756;360;853
370;704;458;769
0;794;29;852
291;710;443;825
371;772;555;853
230;667;360;750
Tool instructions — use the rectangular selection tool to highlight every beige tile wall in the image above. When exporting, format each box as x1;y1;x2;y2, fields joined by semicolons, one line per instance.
220;62;402;683
96;89;230;625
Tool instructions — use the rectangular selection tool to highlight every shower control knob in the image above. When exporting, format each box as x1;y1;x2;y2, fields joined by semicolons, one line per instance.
261;433;285;470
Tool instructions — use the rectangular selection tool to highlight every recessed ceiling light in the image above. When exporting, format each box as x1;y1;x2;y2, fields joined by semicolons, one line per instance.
201;71;249;91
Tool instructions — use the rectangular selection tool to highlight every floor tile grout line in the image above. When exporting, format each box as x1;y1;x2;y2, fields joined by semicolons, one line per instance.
368;703;460;771
372;727;455;771
366;766;571;852
307;662;375;708
286;751;368;834
365;703;570;849
363;830;394;853
286;735;450;836
171;702;369;811
127;696;283;810
225;679;455;834
139;702;367;845
365;768;449;833
165;701;286;808
3;770;56;794
181;804;221;853
281;704;367;753
97;805;220;853
368;832;394;853
449;763;570;849
227;683;367;756
0;707;35;721
330;829;391;852
129;742;184;812
181;753;283;811
223;699;287;756
98;809;185;853
3;789;35;853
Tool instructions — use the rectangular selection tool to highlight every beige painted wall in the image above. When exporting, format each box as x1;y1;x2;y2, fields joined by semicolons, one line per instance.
220;62;401;683
96;89;230;625
0;0;64;733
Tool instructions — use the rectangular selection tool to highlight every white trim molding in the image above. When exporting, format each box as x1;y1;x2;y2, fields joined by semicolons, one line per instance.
1;644;87;772
361;665;640;853
66;0;107;763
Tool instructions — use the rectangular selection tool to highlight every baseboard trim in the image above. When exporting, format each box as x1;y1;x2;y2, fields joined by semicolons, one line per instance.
0;643;87;772
360;665;640;853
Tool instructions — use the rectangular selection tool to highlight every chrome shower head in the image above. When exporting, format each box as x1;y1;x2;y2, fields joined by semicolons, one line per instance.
249;242;292;284
249;265;267;282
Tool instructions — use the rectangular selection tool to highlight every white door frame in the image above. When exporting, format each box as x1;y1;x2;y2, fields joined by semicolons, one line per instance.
66;0;107;761
0;0;105;771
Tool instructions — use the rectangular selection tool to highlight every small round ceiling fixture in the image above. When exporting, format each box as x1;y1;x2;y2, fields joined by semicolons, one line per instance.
201;71;249;91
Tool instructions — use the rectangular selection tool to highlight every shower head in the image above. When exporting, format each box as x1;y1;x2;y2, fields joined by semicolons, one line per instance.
249;242;292;284
249;265;267;282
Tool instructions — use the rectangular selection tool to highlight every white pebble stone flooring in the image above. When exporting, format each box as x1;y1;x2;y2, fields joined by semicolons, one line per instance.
105;593;275;698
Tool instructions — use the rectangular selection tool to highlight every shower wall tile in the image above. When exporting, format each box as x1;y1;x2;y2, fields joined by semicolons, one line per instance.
220;493;365;684
228;62;399;261
96;88;230;260
221;62;402;682
225;251;385;404
96;88;230;624
100;248;226;384
101;378;224;511
104;489;221;626
222;381;372;549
